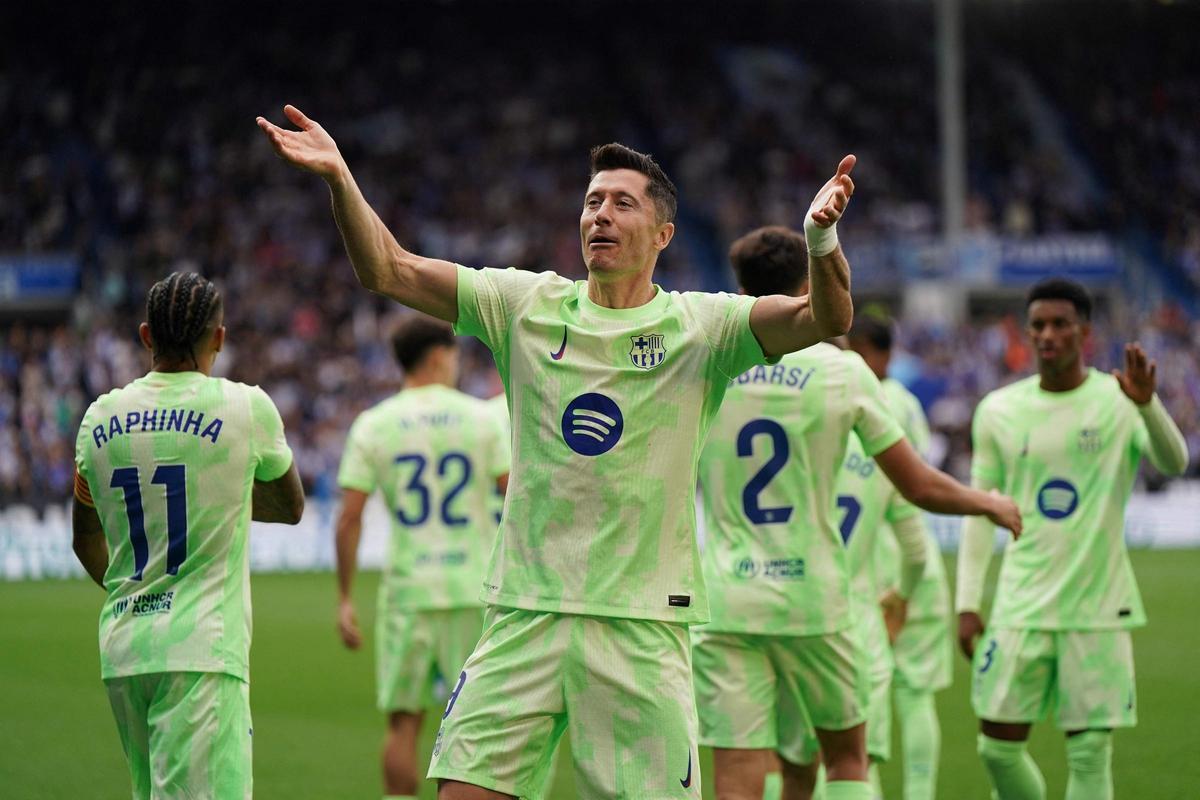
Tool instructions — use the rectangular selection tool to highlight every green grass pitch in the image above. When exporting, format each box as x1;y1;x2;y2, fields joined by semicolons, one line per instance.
2;551;1197;798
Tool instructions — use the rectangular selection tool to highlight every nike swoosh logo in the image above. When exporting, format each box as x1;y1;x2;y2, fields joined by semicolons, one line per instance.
550;327;568;361
680;750;692;788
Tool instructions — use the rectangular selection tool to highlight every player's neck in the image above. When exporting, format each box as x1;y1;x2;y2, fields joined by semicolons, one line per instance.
403;371;451;390
1038;358;1088;393
151;354;213;376
586;274;657;310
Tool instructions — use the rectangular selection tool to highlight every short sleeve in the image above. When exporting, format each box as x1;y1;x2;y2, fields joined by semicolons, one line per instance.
337;413;377;494
74;405;98;504
454;266;546;354
689;291;771;380
969;397;1003;487
249;386;293;482
850;358;904;456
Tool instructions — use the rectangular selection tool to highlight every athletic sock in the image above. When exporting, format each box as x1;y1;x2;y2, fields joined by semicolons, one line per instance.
976;734;1046;800
825;780;873;800
895;686;940;800
867;763;883;799
1065;731;1113;800
763;770;783;800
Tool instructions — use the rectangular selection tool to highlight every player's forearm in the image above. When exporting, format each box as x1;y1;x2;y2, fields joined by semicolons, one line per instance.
328;170;406;297
890;514;928;599
894;458;998;517
252;463;305;524
806;246;853;340
334;516;361;601
327;172;458;321
71;502;108;588
955;511;996;613
1139;394;1189;476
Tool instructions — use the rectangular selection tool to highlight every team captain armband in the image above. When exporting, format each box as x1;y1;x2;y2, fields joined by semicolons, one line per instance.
74;468;95;507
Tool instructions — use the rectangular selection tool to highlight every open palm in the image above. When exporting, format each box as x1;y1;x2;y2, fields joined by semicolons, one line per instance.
256;105;344;182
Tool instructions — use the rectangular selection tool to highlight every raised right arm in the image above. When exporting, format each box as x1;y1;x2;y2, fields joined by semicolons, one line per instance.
256;105;458;322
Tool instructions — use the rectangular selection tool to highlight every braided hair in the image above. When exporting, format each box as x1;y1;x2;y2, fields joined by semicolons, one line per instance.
145;272;223;368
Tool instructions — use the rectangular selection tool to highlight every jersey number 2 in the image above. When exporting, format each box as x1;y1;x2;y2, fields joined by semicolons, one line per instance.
110;465;188;581
737;419;793;525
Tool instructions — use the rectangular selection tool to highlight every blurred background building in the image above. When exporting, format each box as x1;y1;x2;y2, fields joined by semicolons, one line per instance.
3;0;1198;512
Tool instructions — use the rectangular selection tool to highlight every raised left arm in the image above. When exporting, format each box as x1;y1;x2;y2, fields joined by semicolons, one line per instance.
1114;343;1189;475
749;155;856;357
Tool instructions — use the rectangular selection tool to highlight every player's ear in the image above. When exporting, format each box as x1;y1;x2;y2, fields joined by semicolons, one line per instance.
213;325;226;353
138;322;154;353
655;221;675;251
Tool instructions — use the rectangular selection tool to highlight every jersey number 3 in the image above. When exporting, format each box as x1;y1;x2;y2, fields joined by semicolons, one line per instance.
737;419;793;525
110;465;189;581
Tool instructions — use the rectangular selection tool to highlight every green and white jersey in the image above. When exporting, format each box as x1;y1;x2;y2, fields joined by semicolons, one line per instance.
454;265;767;624
337;384;510;611
74;371;294;681
487;393;510;526
876;378;949;621
835;432;919;612
698;344;904;636
971;369;1150;630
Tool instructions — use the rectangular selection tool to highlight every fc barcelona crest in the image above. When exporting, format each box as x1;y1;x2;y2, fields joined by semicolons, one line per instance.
629;333;666;370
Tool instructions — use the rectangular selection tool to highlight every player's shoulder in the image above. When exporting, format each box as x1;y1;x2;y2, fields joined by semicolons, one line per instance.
978;373;1039;411
476;265;574;295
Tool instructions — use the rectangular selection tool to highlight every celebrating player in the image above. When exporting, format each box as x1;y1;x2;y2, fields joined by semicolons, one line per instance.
72;272;305;799
848;316;954;800
957;278;1188;800
258;102;854;799
334;316;510;800
692;227;1021;800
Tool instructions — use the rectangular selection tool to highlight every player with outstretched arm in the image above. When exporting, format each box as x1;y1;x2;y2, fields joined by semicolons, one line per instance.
692;226;1021;800
258;103;852;800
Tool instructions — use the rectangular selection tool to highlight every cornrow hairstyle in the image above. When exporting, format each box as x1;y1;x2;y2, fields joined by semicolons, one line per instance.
728;225;809;298
589;143;678;223
391;315;456;372
145;272;223;368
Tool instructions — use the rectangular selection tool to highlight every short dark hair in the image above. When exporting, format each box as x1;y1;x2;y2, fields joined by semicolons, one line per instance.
391;316;455;372
589;143;678;223
145;272;223;367
728;225;809;297
1026;277;1092;321
849;314;893;352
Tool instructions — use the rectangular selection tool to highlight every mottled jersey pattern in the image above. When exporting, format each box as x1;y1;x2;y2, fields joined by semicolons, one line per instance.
971;369;1150;630
698;344;904;636
74;371;293;681
875;377;950;621
337;384;510;610
453;265;767;623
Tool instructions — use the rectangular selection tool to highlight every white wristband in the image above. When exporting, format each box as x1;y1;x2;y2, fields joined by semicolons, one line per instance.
803;217;839;257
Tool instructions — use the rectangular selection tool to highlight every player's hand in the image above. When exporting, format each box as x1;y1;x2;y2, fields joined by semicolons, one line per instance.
985;490;1023;540
1113;342;1156;406
880;589;908;644
807;154;856;229
957;611;985;660
337;598;362;650
256;105;346;184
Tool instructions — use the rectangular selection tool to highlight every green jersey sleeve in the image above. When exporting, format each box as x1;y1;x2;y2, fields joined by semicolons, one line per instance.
250;385;293;482
969;397;1003;487
337;413;378;494
849;358;904;456
688;291;771;380
454;266;546;352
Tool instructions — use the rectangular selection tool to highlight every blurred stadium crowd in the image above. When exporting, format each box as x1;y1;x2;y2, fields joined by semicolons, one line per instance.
2;3;1198;509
